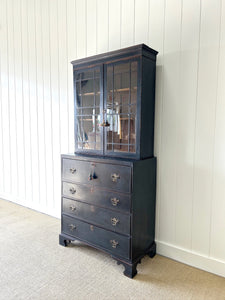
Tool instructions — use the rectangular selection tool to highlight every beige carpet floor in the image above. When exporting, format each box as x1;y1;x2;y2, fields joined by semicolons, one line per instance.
1;199;225;300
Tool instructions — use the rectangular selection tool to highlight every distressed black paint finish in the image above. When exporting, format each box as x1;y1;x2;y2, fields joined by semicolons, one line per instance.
59;44;157;278
62;158;132;192
62;182;131;213
62;214;130;259
62;198;130;235
60;154;156;278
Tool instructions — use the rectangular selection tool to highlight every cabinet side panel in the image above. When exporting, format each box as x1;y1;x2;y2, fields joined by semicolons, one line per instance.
140;56;157;158
132;158;156;259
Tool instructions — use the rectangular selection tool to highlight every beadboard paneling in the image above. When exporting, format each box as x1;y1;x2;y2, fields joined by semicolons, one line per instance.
0;0;225;277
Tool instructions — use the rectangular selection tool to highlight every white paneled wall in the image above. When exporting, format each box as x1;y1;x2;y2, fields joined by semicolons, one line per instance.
0;0;225;277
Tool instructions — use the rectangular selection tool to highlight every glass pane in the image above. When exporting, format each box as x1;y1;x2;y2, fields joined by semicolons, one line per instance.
95;78;100;107
95;78;100;93
114;63;129;91
107;66;113;107
114;63;130;106
76;116;84;143
84;114;94;149
78;141;83;149
120;114;129;144
129;145;135;153
110;144;128;153
130;104;136;114
105;60;138;154
131;61;137;105
82;95;94;107
114;90;129;107
81;79;94;95
95;69;100;78
129;114;136;145
76;107;100;116
75;67;102;153
76;82;82;108
76;115;101;150
76;70;93;80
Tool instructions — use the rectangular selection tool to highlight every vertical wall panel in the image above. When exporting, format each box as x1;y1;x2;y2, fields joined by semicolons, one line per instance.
0;0;225;277
21;0;32;205
0;26;3;191
148;0;165;240
174;0;200;249
48;0;60;212
108;0;121;51
41;0;54;212
2;0;12;195
96;0;109;53
192;0;221;254
35;0;47;210
0;0;7;193
121;0;135;47
134;0;149;44
87;0;97;56
158;0;182;244
67;0;76;153
27;0;40;206
76;0;86;58
210;0;225;261
14;0;25;204
57;0;69;214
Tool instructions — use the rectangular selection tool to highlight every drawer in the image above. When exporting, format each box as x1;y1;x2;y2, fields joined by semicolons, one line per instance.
62;198;130;235
62;158;131;193
62;182;131;213
62;215;130;259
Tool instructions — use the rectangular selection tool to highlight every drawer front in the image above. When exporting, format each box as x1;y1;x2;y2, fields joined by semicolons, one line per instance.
62;158;131;193
62;198;130;235
62;182;131;213
62;215;130;259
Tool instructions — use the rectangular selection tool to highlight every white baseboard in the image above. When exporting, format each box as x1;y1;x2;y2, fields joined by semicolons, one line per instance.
156;240;225;278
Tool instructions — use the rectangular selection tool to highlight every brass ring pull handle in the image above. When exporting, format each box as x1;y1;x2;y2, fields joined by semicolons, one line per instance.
110;239;119;248
111;173;120;182
70;168;76;174
68;224;76;231
111;217;119;226
69;187;76;194
111;197;120;206
69;205;76;211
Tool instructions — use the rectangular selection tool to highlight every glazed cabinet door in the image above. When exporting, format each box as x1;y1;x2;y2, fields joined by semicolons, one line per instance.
74;66;103;154
104;58;140;158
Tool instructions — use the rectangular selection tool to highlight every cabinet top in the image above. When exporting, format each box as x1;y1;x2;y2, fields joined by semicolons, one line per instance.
71;44;158;68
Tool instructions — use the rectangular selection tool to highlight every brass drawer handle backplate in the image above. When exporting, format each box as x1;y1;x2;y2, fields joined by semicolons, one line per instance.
110;239;119;248
111;197;120;206
111;173;120;182
111;217;119;226
68;224;76;231
69;205;76;211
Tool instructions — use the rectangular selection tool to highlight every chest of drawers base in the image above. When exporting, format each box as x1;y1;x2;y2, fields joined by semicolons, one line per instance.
59;154;156;278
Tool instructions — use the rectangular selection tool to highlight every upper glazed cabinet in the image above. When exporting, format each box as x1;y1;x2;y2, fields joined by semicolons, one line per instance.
72;44;158;159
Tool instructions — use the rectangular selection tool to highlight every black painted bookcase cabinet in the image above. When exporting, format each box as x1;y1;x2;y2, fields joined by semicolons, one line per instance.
59;44;158;278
